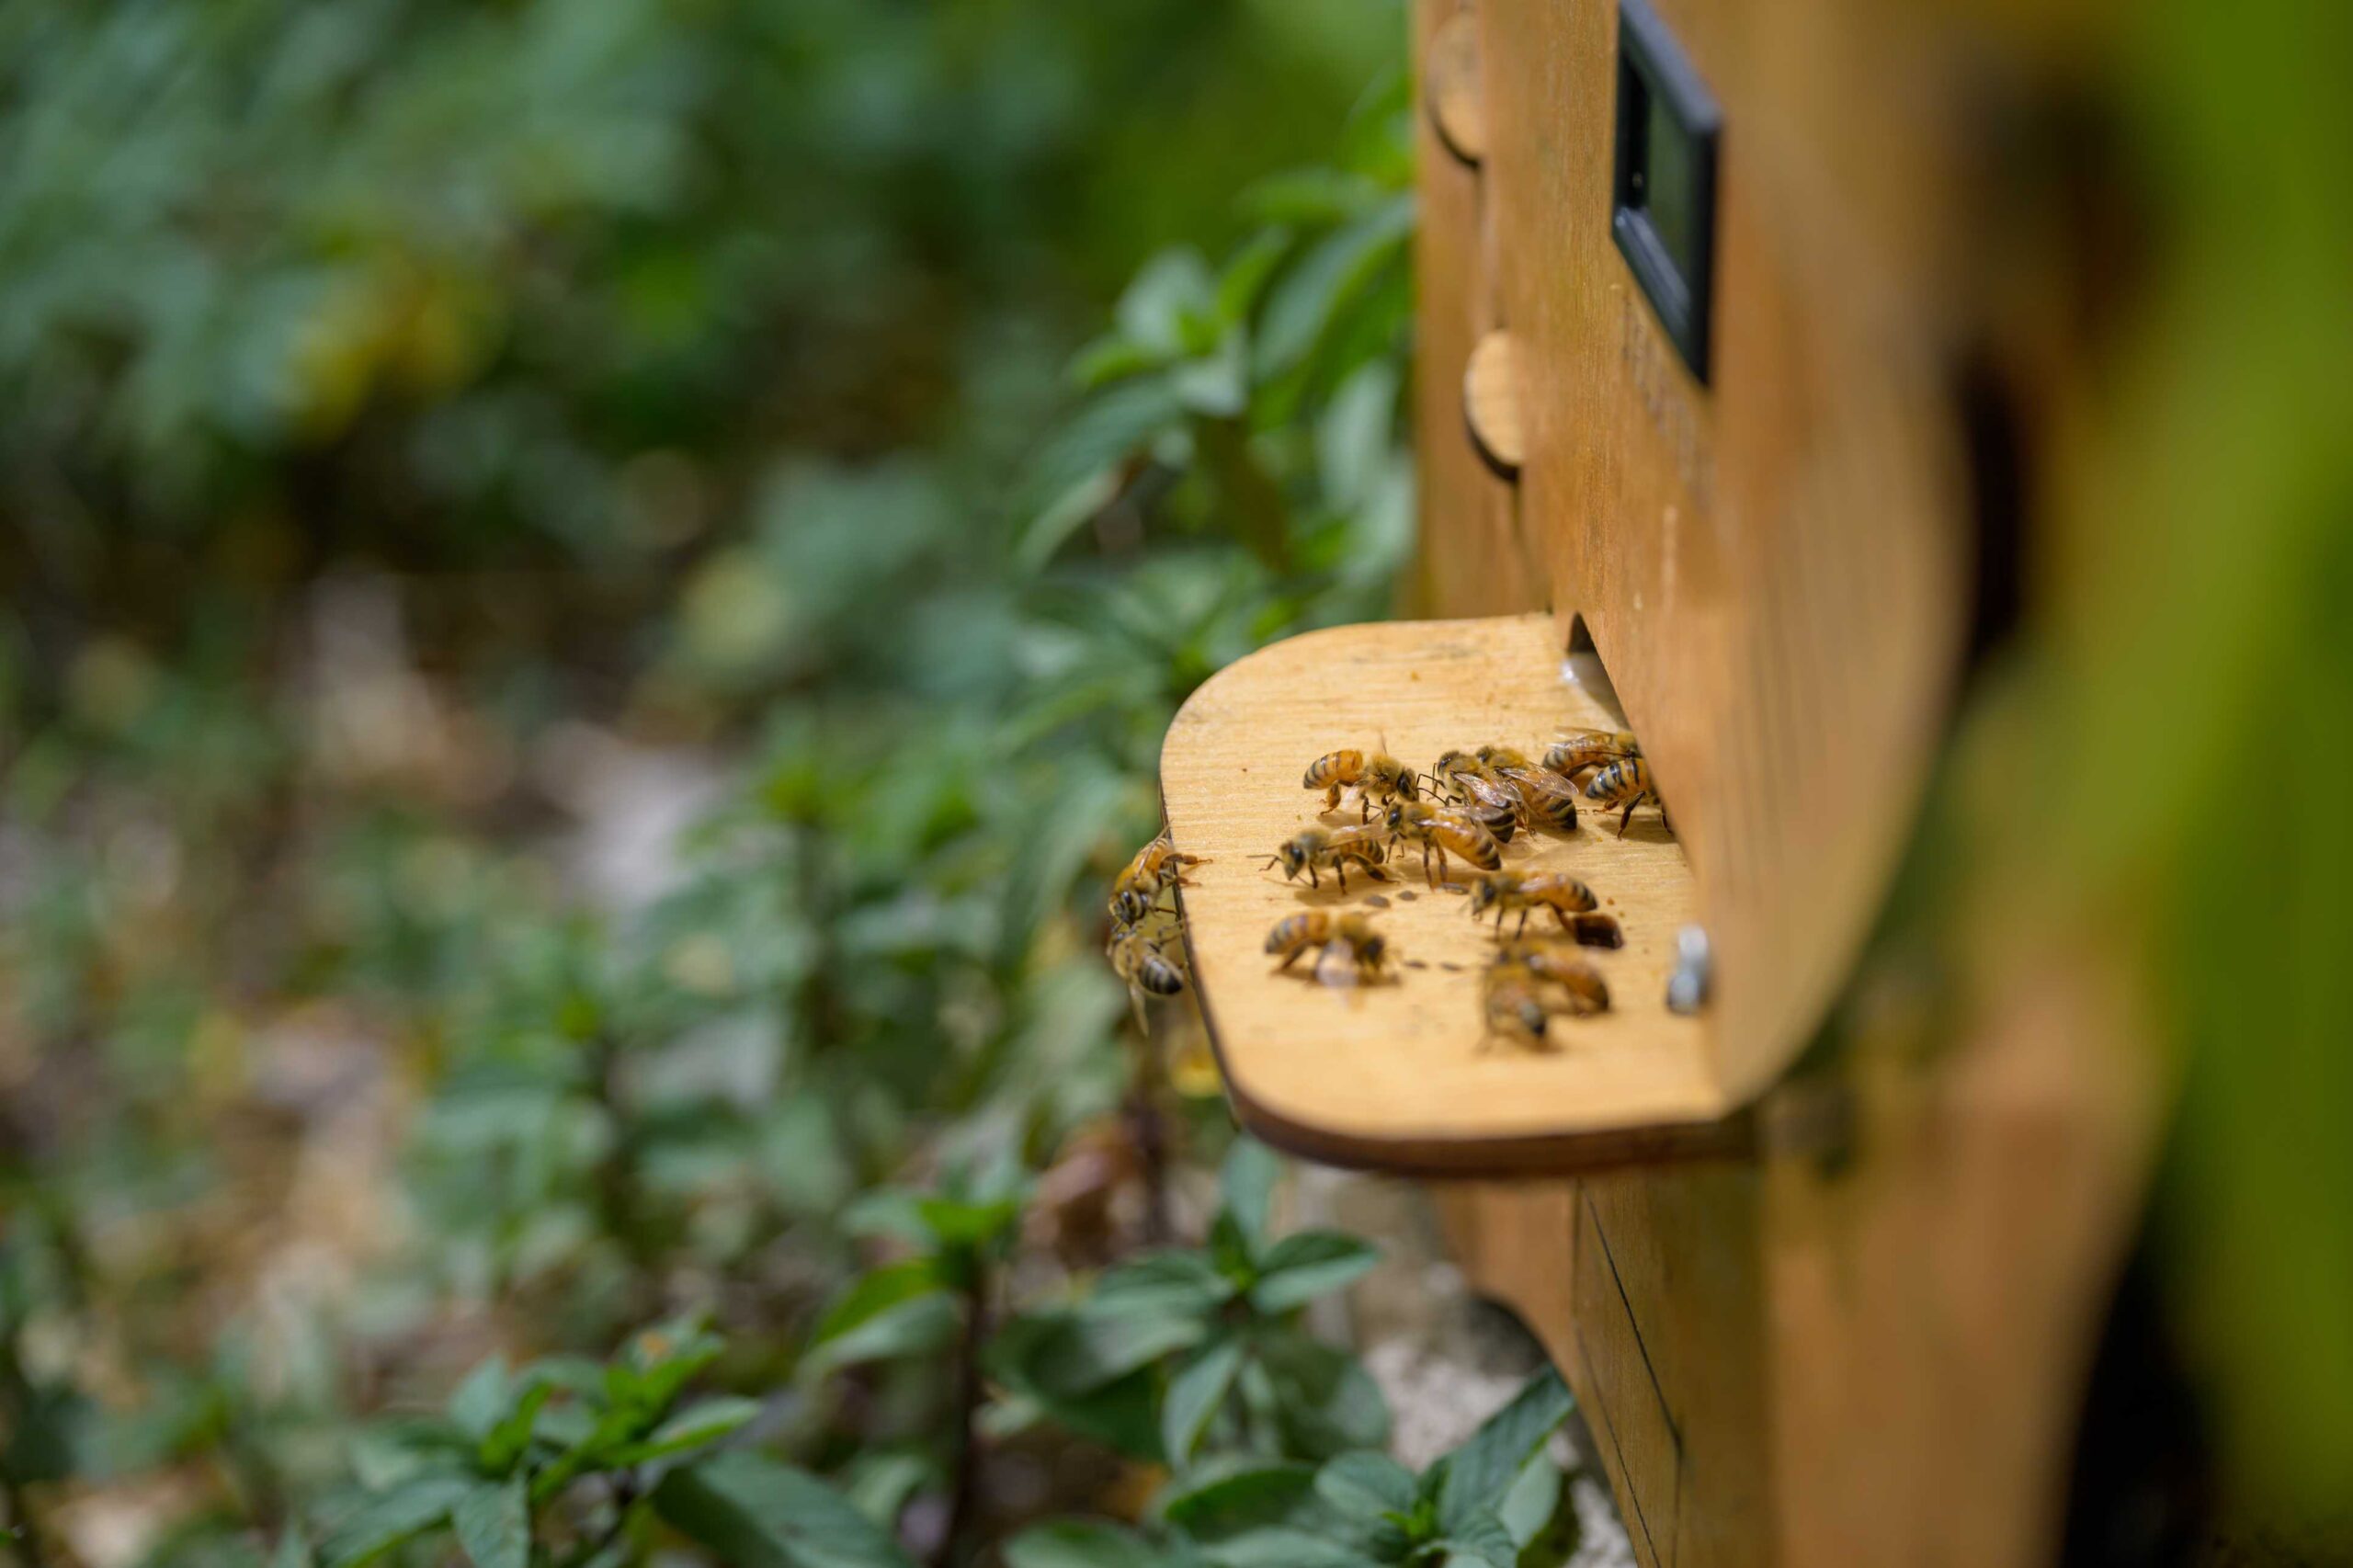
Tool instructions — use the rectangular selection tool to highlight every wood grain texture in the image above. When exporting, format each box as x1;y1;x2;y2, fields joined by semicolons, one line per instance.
1477;0;1972;1104
1410;0;1530;620
1160;614;1754;1174
1403;5;2165;1563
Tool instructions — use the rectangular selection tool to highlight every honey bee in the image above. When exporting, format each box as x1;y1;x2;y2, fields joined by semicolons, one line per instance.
1472;744;1582;833
1263;824;1392;892
1109;834;1210;924
1382;800;1505;886
1264;911;1390;981
1303;748;1418;821
1107;921;1188;1028
1496;939;1611;1014
1583;756;1666;837
1425;751;1520;842
1465;869;1597;936
1480;968;1555;1051
1543;729;1642;782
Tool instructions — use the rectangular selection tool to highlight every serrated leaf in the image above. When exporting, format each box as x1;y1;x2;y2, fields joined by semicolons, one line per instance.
317;1474;472;1568
1161;1339;1245;1466
1246;1232;1380;1314
653;1451;918;1568
1432;1369;1573;1531
450;1479;529;1568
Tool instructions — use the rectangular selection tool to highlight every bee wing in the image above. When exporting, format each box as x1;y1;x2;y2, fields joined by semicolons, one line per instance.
1313;939;1360;988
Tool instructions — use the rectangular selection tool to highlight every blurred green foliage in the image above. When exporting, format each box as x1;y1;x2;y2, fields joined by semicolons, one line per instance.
0;1;1427;1562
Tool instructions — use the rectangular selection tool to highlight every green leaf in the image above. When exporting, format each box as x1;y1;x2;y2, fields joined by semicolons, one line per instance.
1253;193;1415;380
809;1291;960;1374
447;1357;510;1441
1003;1519;1166;1568
1162;1339;1246;1466
1247;1233;1380;1314
653;1451;918;1568
609;1396;761;1465
1432;1369;1573;1531
1257;1332;1391;1461
318;1474;472;1568
1015;377;1186;570
914;1194;1023;1252
271;1531;313;1568
450;1478;529;1568
988;1315;1166;1458
1090;1250;1236;1321
1071;332;1166;389
1117;249;1219;357
1313;1452;1417;1518
1160;1459;1378;1568
1436;1510;1518;1568
1218;1139;1281;1256
1494;1452;1565;1551
479;1381;552;1475
1215;229;1295;327
810;1258;947;1352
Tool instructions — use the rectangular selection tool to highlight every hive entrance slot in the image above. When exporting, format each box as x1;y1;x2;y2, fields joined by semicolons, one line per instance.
1160;613;1745;1176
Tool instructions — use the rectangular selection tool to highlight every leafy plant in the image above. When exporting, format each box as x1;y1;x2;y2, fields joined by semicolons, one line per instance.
995;1140;1385;1469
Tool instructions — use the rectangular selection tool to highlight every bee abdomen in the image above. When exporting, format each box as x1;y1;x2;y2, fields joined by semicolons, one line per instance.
1302;750;1361;790
1137;954;1187;995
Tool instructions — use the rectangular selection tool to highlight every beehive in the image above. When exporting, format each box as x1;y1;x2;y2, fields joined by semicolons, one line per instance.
1160;1;2163;1562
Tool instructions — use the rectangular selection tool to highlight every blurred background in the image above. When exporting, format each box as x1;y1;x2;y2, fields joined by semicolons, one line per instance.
1;0;2348;1565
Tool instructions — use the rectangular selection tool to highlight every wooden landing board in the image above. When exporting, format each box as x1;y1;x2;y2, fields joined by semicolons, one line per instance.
1161;613;1745;1175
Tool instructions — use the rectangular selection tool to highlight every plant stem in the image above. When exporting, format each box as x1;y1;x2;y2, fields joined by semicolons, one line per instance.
1128;1036;1172;1247
938;1259;991;1568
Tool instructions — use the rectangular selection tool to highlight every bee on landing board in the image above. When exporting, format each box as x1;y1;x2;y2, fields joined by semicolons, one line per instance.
1302;748;1418;821
1424;751;1521;842
1466;870;1604;937
1382;801;1505;887
1480;969;1556;1051
1109;834;1210;924
1583;756;1668;837
1107;921;1188;1028
1263;824;1392;892
1264;911;1390;983
1543;729;1642;783
1496;938;1611;1014
1472;744;1583;833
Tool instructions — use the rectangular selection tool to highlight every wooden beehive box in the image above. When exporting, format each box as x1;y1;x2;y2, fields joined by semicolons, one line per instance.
1160;1;2163;1562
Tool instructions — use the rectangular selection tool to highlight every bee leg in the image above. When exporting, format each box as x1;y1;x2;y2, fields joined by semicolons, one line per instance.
1309;864;1321;889
1618;800;1637;837
1434;846;1450;886
1127;984;1148;1032
1335;861;1349;893
1518;909;1531;938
